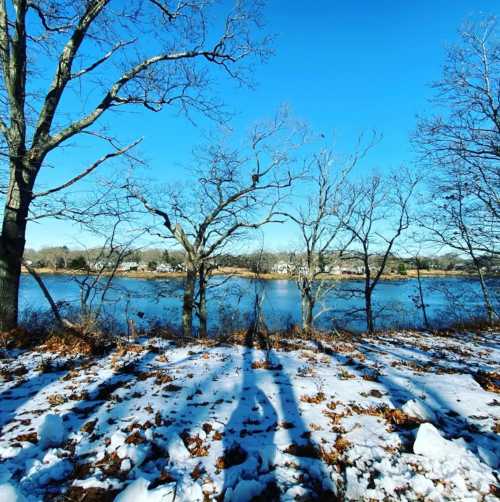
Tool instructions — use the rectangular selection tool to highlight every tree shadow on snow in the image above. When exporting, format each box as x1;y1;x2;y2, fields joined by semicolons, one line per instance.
1;348;159;497
314;336;499;466
220;330;336;501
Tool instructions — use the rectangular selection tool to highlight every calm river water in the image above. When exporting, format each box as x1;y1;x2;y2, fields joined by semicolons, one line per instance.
19;274;499;333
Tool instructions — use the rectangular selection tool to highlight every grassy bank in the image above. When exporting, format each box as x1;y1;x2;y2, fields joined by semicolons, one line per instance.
21;266;490;282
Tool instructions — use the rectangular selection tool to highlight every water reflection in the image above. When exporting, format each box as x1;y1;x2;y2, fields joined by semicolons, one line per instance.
20;274;499;333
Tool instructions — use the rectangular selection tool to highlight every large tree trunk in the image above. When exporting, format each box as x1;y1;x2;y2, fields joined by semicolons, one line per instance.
182;268;196;338
0;240;23;331
0;159;33;331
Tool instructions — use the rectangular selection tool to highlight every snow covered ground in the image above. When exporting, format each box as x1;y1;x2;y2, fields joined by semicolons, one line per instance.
0;330;498;501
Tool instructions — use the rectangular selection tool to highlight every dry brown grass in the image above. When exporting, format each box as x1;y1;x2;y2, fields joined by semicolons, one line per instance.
47;393;66;406
215;445;247;470
181;431;210;457
474;371;500;393
251;359;283;370
44;331;107;356
14;432;38;443
300;392;326;404
284;442;321;459
81;419;98;435
63;486;119;502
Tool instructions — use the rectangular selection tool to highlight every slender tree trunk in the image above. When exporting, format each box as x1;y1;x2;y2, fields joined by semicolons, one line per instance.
473;259;496;325
198;264;207;338
416;263;429;329
0;158;33;331
464;235;497;325
301;283;314;333
23;261;77;331
365;287;374;334
23;261;63;327
363;259;375;334
182;268;196;337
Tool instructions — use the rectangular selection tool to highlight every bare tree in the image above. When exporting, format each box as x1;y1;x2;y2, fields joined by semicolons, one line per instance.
129;114;304;337
419;172;498;324
414;16;499;325
415;16;499;220
21;181;141;332
72;225;137;332
402;238;431;330
283;136;376;333
415;16;499;251
0;0;269;330
337;169;419;333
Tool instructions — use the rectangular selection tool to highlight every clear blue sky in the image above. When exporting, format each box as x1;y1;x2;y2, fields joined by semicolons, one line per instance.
27;0;498;250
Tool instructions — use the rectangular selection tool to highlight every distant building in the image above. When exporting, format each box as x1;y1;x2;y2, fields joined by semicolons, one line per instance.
156;263;174;273
91;260;114;271
295;264;321;276
272;261;293;275
325;265;342;275
119;261;139;271
341;265;364;275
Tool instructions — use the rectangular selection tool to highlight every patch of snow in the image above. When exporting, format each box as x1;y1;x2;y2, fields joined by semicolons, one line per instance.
0;482;24;502
114;477;175;502
121;459;132;472
282;485;310;500
0;445;21;460
345;466;369;500
1;332;498;501
117;443;149;467
165;434;190;464
37;414;64;448
413;423;460;459
402;398;437;423
73;477;122;490
411;474;435;497
224;479;264;502
477;445;499;469
176;479;204;502
108;431;127;451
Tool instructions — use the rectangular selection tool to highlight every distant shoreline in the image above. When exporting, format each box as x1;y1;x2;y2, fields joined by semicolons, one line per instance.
21;266;496;281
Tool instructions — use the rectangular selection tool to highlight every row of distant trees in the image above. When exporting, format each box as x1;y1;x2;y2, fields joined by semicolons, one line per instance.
23;247;185;271
0;2;497;337
23;246;499;274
